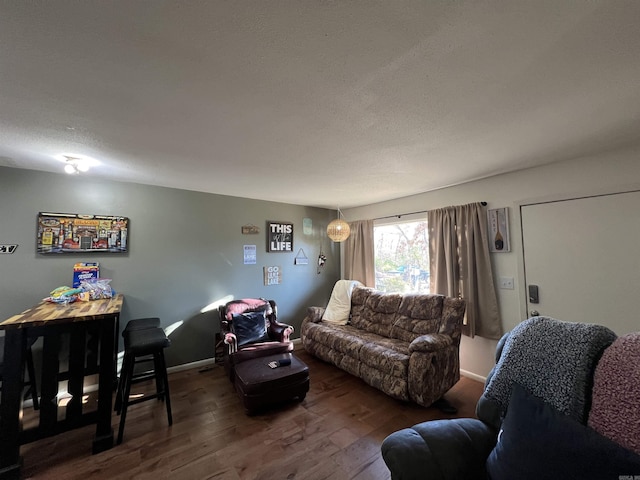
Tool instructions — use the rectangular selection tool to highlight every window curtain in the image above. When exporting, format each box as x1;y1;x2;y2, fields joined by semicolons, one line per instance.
344;219;375;287
428;202;502;339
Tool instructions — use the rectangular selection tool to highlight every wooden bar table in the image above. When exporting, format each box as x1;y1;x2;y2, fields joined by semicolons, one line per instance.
0;294;123;479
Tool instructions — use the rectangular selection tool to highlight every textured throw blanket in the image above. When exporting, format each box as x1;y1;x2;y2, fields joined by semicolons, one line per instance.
589;332;640;455
477;316;617;429
322;279;362;325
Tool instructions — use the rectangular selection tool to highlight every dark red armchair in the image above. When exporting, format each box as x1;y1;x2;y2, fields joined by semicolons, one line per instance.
218;298;294;380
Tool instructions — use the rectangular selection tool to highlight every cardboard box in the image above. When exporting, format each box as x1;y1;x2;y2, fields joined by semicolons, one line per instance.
73;262;100;288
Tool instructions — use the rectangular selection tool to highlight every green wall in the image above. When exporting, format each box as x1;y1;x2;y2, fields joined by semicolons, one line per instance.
0;166;340;367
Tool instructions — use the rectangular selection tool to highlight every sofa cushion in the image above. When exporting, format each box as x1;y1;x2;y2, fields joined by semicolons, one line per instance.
588;332;640;456
349;286;373;325
359;338;410;377
382;418;497;480
360;363;409;401
322;280;362;325
486;383;640;480
439;297;466;341
351;290;402;337
232;311;269;346
391;294;443;342
303;322;365;353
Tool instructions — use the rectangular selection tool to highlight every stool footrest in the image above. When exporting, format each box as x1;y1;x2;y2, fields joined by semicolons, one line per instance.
130;371;157;384
126;392;166;407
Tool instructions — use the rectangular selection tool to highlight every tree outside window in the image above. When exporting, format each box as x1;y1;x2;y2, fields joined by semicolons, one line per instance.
374;219;429;294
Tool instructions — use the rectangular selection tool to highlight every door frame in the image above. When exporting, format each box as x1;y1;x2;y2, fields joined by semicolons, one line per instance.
515;183;640;322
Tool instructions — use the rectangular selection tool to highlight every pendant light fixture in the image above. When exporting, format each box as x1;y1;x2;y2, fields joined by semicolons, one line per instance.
327;208;351;242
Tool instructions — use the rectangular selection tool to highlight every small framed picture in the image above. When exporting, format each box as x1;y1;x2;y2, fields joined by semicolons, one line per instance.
488;208;510;252
266;221;293;252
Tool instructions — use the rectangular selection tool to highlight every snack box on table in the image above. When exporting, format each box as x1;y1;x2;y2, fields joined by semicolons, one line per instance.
73;262;100;288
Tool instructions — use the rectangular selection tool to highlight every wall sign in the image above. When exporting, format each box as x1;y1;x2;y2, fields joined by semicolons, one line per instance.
243;245;257;264
0;244;18;254
488;207;510;252
294;248;308;265
303;218;313;235
266;221;293;252
263;265;282;285
241;224;260;235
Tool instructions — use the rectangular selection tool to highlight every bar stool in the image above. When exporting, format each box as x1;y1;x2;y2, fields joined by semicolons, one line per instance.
114;318;161;413
123;317;161;333
116;326;172;444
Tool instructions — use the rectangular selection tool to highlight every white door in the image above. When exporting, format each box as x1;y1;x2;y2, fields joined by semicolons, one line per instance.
521;190;640;335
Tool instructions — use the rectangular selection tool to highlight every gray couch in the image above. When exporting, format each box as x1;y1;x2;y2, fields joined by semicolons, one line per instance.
381;317;640;480
300;286;466;407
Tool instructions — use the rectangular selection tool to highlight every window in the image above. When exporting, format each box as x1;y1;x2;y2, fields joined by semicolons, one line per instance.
374;216;429;294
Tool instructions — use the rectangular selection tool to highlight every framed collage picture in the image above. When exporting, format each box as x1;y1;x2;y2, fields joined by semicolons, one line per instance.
37;212;129;254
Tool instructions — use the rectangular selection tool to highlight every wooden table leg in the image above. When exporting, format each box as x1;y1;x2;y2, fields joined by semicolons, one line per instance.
0;329;26;479
67;327;87;422
39;334;60;433
92;316;115;454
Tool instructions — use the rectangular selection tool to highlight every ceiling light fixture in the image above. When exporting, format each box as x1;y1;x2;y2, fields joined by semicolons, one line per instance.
62;156;91;175
327;208;351;242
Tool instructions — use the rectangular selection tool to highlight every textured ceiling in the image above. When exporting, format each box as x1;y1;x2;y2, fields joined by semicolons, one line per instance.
1;1;639;208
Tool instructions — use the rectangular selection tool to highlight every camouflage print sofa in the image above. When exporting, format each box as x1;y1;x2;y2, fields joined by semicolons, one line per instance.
300;286;466;407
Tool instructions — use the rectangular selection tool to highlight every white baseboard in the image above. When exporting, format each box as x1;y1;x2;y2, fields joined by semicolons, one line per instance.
24;349;482;408
460;369;486;383
23;358;219;408
167;357;216;374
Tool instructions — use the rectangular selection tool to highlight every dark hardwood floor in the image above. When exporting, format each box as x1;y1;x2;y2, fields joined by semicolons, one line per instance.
19;347;484;479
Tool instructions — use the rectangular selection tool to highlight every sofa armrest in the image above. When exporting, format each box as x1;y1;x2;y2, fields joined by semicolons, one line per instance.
381;418;497;480
409;333;453;353
305;306;326;323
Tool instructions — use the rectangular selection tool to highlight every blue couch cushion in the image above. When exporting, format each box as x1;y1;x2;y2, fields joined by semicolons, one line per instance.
486;383;640;480
232;311;269;347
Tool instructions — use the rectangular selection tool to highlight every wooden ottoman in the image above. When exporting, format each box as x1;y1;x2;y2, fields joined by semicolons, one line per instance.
234;352;309;414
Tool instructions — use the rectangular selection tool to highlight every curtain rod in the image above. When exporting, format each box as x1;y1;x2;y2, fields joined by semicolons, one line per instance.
375;202;487;221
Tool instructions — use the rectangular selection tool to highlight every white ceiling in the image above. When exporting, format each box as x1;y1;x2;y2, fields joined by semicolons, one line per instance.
1;1;639;209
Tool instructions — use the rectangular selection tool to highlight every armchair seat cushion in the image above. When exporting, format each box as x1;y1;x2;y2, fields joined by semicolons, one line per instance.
230;341;293;366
